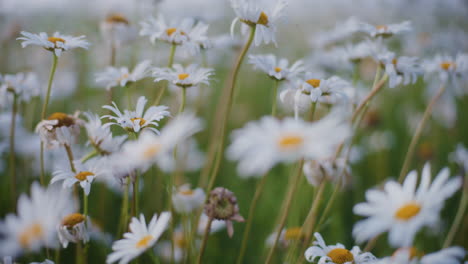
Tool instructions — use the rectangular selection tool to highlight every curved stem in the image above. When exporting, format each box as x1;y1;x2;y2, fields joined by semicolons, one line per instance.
179;88;187;114
351;74;388;123
236;173;269;264
301;181;327;246
265;159;305;264
9;94;18;208
443;173;467;248
196;217;213;264
64;145;76;173
153;44;177;106
271;80;279;116
398;83;447;183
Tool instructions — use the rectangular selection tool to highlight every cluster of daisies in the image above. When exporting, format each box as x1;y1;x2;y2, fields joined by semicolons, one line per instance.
0;0;467;263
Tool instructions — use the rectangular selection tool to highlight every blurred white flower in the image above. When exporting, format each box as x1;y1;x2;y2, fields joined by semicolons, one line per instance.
310;17;361;48
57;213;89;248
265;227;302;249
304;232;376;264
424;53;468;92
304;75;351;104
378;52;422;88
303;158;350;187
197;213;226;235
0;72;40;103
157;138;205;173
17;31;90;57
102;96;170;134
375;247;466;264
353;163;462;247
35;112;82;149
152;64;214;89
83;112;127;155
100;13;137;47
230;0;287;46
450;143;468;173
358;21;412;38
248;54;304;81
96;60;152;90
106;213;171;264
172;184;205;214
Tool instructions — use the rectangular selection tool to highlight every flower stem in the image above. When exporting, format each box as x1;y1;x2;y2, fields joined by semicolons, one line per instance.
149;250;161;264
443;173;467;248
236;173;269;264
265;159;305;264
132;171;140;217
301;181;327;247
398;83;447;183
153;44;177;106
196;217;213;264
179;88;187;114
271;80;279;116
308;102;317;122
9;94;18;208
118;177;131;237
351;73;388;123
83;189;88;218
64;145;76;173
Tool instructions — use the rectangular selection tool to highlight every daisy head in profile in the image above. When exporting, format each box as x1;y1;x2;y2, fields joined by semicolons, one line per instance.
17;31;89;57
230;0;288;46
57;213;89;248
172;184;205;214
106;213;171;264
83;112;127;155
424;53;468;84
152;64;214;89
248;54;304;81
101;13;137;47
96;60;152;91
35;112;83;149
302;74;351;105
359;21;412;38
353;163;462;247
377;51;422;88
304;232;376;264
101;96;170;134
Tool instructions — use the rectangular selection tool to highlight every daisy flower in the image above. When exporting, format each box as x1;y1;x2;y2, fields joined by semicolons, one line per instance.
112;112;203;174
156;230;188;263
35;112;82;149
57;213;89;248
378;52;422;88
106;212;171;264
172;184;205;214
0;183;76;257
100;13;137;47
265;227;303;249
310;17;361;48
303;75;351;104
152;64;214;89
424;53;468;86
303;157;350;187
304;232;376;264
0;72;40;103
83;112;127;155
156;138;205;173
358;21;412;38
140;16;206;55
353;163;462;247
248;54;304;81
230;0;288;46
17;31;89;57
96;60;152;90
51;159;110;195
102;96;170;134
279;84;314;119
375;247;466;264
227;113;350;177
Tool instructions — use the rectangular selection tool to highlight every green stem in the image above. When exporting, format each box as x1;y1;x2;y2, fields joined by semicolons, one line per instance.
64;145;77;173
271;80;279;116
443;173;467;248
149;250;161;264
9;94;17;208
265;159;305;264
398;83;447;183
236;173;269;264
351;74;388;123
118;177;131;237
133;172;140;217
179;88;187;114
196;217;213;264
308;102;317;122
301;181;327;245
81;149;99;163
153;44;177;106
83;190;88;218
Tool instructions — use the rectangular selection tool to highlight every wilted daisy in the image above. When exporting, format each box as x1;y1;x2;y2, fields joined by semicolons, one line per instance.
172;184;205;214
204;187;244;237
376;247;466;264
17;31;89;57
57;213;89;248
51;159;110;195
113;113;203;173
358;21;412;38
102;96;170;134
378;52;422;88
0;183;75;257
106;212;171;264
227;113;350;176
152;64;214;89
96;60;152;90
248;54;304;81
304;232;376;264
265;227;303;249
0;72;40;103
100;13;137;47
353;163;462;247
35;112;82;149
140;16;207;55
83;112;127;155
230;0;287;46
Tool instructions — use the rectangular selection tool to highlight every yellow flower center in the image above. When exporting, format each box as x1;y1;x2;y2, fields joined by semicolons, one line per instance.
136;235;154;248
143;144;161;159
376;25;388;31
62;213;86;227
166;28;186;36
394;202;421;221
47;112;75;127
118;73;129;82
257;12;269;26
106;13;129;25
130;117;146;126
175;232;187;248
75;171;95;181
19;223;44;248
47;37;66;45
392;58;398;65
284;227;302;241
306;79;321;88
393;247;424;259
327;248;354;264
178;73;190;80
440;61;455;71
180;189;194;196
278;134;304;150
274;67;282;73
